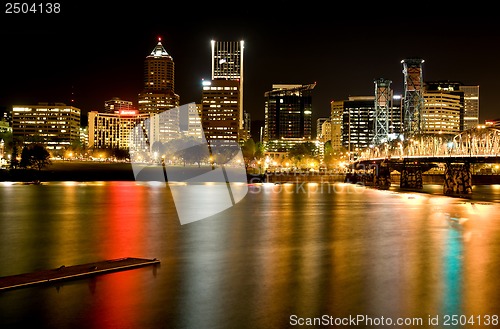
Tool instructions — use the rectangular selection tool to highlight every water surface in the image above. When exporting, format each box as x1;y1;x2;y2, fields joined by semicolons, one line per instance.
1;181;500;328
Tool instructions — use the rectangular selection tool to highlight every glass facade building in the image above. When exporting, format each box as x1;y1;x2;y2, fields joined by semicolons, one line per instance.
264;83;315;143
210;40;245;136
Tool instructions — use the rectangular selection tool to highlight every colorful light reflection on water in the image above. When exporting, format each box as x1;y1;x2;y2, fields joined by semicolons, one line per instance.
1;182;500;328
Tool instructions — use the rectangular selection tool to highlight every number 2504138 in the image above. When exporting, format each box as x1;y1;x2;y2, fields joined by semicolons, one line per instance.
5;3;60;14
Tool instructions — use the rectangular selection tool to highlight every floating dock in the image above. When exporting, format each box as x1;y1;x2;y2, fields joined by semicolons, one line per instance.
0;257;160;292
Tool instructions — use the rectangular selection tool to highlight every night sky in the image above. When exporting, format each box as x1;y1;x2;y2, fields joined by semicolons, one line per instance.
1;2;499;130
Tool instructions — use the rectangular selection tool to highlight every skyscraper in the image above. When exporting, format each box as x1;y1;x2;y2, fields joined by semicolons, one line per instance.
330;100;344;150
210;40;245;139
460;85;480;130
339;94;402;158
264;83;315;143
201;79;240;143
138;37;180;143
139;38;177;108
341;96;375;156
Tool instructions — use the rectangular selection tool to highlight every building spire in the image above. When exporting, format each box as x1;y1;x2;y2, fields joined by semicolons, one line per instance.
150;37;169;57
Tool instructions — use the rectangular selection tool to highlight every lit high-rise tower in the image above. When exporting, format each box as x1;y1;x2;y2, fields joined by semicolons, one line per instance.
139;37;179;112
460;84;480;130
211;40;245;137
264;83;315;143
138;37;180;143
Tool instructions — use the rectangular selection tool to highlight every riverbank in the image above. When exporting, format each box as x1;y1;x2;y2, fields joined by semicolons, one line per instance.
0;160;266;183
0;161;136;182
1;161;500;186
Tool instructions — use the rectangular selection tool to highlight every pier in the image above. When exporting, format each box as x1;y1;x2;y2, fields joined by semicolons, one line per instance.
0;257;160;291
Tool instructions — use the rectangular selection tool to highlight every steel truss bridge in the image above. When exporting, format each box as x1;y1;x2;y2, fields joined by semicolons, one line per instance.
350;127;500;196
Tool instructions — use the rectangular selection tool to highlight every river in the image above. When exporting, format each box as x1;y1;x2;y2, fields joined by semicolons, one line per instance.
1;181;500;328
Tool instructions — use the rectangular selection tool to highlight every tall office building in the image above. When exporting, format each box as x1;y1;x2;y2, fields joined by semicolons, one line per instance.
210;40;245;138
12;102;81;150
341;96;375;156
201;80;240;143
138;37;180;143
460;85;480;130
340;94;402;156
330;100;344;150
264;83;315;145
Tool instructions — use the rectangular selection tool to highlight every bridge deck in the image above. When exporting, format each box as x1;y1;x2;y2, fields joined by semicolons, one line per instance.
0;257;160;291
354;155;500;165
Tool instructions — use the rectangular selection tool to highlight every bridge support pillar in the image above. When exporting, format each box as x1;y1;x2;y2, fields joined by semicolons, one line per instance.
443;162;472;196
374;160;391;190
400;161;423;189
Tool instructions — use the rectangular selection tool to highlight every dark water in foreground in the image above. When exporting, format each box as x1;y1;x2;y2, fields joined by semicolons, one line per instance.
1;181;500;329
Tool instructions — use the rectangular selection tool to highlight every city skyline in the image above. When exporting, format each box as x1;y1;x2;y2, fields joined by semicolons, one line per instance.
3;6;500;328
1;3;499;125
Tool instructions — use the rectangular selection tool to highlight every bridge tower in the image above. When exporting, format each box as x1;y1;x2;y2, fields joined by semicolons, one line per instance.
401;58;425;138
373;78;392;146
